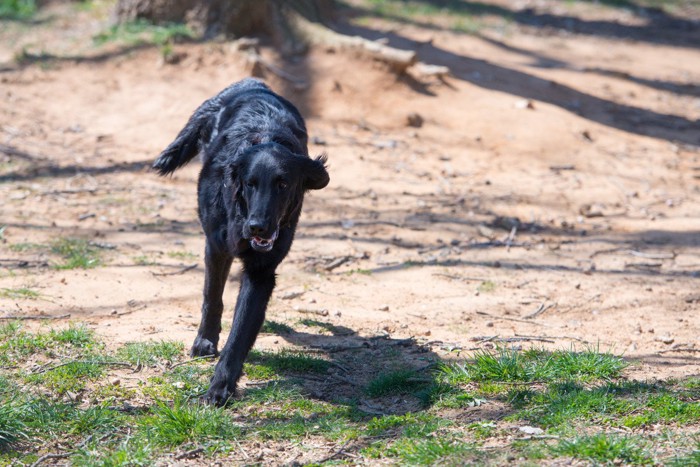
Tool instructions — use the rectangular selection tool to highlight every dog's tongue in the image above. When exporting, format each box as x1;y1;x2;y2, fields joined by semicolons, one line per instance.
254;236;270;245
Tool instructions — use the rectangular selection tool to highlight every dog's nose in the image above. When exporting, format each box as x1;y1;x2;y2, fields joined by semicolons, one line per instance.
248;221;267;237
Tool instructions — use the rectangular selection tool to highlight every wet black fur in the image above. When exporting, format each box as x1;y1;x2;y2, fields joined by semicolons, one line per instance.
153;79;329;405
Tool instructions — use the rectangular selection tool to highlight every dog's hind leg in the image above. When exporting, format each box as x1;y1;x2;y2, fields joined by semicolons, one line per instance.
191;240;233;358
204;268;275;406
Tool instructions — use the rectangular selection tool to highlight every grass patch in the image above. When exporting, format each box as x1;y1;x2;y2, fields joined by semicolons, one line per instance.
366;369;430;397
142;397;240;447
0;287;40;300
117;340;185;367
166;250;198;261
440;346;627;384
93;20;194;47
50;238;102;270
552;433;652;465
0;0;35;20
1;328;698;465
389;437;475;465
248;349;330;374
260;320;294;335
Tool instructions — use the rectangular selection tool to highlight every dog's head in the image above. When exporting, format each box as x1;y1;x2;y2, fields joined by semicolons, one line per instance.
226;143;329;253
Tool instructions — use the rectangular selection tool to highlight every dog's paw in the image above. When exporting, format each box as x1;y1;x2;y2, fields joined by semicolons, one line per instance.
203;378;236;407
190;337;219;358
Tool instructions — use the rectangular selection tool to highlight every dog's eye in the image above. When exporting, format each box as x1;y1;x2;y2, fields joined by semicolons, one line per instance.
246;180;257;188
278;181;288;190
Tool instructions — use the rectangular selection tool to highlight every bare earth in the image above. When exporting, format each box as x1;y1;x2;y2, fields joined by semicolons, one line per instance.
1;0;699;391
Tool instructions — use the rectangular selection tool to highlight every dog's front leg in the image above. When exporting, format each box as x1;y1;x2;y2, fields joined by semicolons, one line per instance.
191;240;233;358
204;268;275;406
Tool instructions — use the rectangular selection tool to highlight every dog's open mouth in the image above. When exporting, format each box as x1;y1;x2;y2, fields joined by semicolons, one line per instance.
250;229;279;252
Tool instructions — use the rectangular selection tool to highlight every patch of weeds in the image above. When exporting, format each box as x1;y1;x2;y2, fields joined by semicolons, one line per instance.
248;349;330;374
0;395;29;450
388;437;475;465
117;340;184;367
93;19;194;47
669;440;700;467
298;319;350;335
0;0;36;20
417;382;482;409
346;268;373;275
440;346;627;384
0;328;52;363
133;255;157;266
8;242;43;252
142;397;240;447
236;381;305;407
366;369;431;397
366;412;444;437
468;421;497;439
0;287;40;300
27;361;106;395
477;280;496;293
167;250;198;261
51;238;102;269
254;409;356;441
49;325;96;348
260;320;294;335
74;435;154;467
0;320;21;339
244;362;278;381
551;433;653;465
622;392;700;428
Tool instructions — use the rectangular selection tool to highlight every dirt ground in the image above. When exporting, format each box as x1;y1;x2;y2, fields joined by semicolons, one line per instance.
1;0;699;386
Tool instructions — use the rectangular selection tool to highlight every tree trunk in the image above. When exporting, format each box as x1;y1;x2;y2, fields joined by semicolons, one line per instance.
113;0;335;53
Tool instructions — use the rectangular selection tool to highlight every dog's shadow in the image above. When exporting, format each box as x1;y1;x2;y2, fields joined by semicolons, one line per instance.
242;318;444;416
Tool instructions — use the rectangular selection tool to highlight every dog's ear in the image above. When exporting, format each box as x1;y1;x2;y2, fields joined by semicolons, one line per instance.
303;154;330;190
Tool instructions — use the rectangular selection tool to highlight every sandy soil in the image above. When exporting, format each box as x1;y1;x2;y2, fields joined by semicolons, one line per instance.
1;1;699;384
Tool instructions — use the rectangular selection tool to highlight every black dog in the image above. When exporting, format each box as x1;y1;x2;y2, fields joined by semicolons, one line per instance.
153;79;329;405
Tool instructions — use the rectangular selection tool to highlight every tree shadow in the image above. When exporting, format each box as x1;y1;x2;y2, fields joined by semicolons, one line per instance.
335;20;699;145
344;0;700;48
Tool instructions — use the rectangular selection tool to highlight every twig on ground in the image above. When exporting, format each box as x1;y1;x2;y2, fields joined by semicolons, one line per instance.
152;263;197;276
472;336;555;344
175;447;204;460
514;333;588;343
432;273;488;282
476;311;548;326
34;360;133;374
292;306;329;316
657;348;700;354
316;440;353;464
505;226;517;252
30;453;71;467
523;302;556;320
0;314;70;320
627;250;675;260
168;354;216;370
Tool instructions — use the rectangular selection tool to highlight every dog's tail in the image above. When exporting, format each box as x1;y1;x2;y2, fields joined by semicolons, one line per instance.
153;79;271;176
152;98;220;176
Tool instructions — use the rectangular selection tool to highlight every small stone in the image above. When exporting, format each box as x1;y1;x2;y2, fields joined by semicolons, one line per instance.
379;305;390;312
110;378;121;386
486;321;494;328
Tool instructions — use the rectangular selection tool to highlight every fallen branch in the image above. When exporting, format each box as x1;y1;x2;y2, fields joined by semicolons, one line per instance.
514;333;588;343
0;314;70;320
292;306;329;316
30;453;71;467
34;360;133;374
175;447;204;461
476;311;549;326
151;263;197;276
168;354;216;370
522;302;556;320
